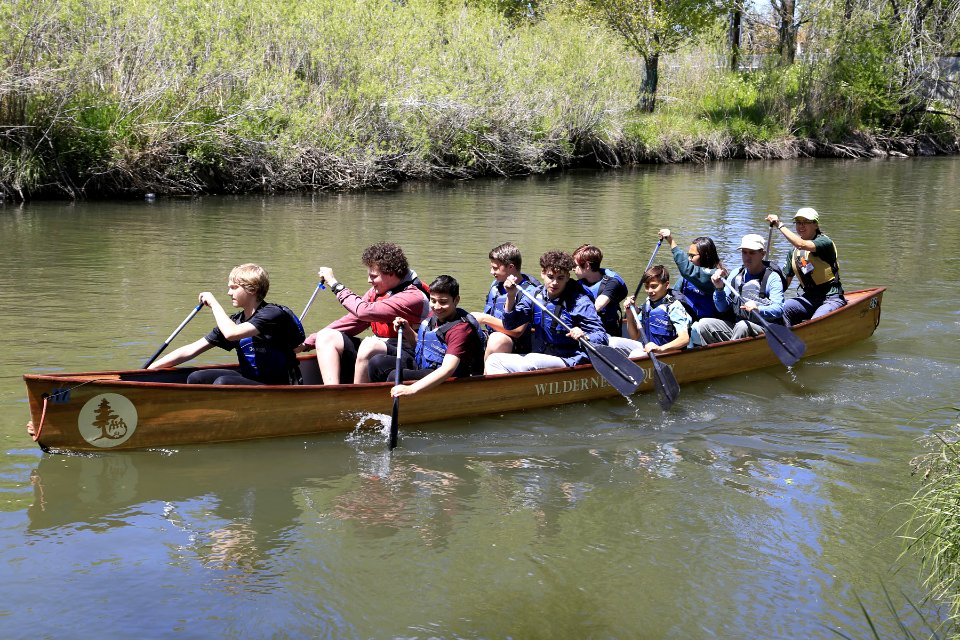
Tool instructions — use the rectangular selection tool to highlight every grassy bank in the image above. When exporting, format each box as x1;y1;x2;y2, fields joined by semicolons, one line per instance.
905;412;960;638
1;0;958;201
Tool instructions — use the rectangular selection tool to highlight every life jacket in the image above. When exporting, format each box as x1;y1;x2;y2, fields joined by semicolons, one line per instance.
530;282;588;359
369;271;430;338
483;273;541;318
732;265;782;322
582;268;626;335
791;240;841;293
237;304;305;384
676;277;720;321
483;273;540;352
414;309;486;376
641;296;678;346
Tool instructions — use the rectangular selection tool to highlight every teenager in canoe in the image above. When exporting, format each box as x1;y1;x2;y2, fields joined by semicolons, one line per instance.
300;242;429;384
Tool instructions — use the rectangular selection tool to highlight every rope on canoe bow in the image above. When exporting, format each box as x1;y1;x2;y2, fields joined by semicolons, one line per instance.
32;378;111;443
31;395;49;442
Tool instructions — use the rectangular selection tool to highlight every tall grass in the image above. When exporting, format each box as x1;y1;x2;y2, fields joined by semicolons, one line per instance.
1;0;957;200
905;412;960;632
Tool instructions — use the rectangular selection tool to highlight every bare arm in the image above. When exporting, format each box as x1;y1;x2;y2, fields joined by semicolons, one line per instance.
391;354;461;397
148;338;215;369
472;312;528;339
201;292;259;341
766;215;816;252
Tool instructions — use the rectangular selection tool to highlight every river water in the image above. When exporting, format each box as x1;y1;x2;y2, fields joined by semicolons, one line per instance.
1;157;959;638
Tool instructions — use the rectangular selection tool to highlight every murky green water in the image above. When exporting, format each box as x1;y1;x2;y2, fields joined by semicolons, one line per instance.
2;157;959;638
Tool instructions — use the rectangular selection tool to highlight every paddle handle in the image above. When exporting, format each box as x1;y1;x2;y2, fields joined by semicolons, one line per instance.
634;240;663;299
299;282;325;322
766;221;776;260
142;303;204;368
388;325;403;450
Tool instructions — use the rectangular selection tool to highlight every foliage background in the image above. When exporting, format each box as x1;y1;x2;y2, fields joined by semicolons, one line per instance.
0;0;957;200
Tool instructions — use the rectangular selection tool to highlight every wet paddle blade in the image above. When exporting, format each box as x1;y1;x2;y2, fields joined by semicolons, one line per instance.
649;353;680;410
587;344;645;397
762;321;806;367
388;326;403;451
389;398;399;449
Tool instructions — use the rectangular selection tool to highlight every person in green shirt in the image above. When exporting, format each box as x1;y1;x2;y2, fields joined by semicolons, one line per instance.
765;207;846;326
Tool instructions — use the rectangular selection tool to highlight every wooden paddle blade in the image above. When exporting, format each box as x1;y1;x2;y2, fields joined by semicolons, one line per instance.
587;344;645;397
763;322;806;367
649;353;680;410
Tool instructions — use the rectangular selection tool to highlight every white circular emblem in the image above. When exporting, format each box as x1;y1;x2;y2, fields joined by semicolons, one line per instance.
78;393;138;448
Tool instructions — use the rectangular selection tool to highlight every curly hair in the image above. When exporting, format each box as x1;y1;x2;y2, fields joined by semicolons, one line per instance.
361;242;409;277
539;250;576;274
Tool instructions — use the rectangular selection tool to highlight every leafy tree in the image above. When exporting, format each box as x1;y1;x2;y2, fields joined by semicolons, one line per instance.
570;0;728;111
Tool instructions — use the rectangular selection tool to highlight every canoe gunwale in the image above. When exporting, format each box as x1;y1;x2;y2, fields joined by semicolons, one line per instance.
23;287;886;390
22;287;885;451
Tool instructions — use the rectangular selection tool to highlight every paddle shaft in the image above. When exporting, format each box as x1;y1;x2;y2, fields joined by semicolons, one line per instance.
719;272;776;331
389;325;403;450
719;271;806;366
513;285;642;388
142;303;204;368
299;282;325;322
633;239;663;300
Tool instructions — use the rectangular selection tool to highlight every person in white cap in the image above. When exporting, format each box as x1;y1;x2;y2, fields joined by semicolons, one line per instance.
697;233;786;344
765;207;845;326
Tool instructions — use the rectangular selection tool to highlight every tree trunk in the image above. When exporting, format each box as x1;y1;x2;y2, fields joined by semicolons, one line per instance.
638;54;659;112
776;0;797;65
729;9;743;72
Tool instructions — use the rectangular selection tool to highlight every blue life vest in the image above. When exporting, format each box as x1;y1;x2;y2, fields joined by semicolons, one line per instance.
414;309;486;376
531;284;586;359
483;273;540;352
677;277;720;321
583;268;626;335
484;273;541;318
237;304;305;384
641;296;678;346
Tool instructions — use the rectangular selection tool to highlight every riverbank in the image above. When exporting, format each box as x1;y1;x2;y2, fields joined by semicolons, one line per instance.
2;0;958;201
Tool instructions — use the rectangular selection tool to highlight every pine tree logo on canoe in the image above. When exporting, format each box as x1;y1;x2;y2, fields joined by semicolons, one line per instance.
78;394;137;448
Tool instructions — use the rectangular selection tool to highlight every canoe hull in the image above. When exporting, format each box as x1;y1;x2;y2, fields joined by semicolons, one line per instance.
23;288;885;451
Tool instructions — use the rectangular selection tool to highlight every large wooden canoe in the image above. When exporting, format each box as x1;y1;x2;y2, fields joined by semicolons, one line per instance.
23;287;885;452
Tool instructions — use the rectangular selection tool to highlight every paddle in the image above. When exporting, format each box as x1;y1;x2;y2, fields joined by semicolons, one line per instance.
626;240;680;410
299;281;325;322
142;303;204;368
514;286;645;398
627;306;680;410
388;325;403;450
719;272;806;367
632;238;663;300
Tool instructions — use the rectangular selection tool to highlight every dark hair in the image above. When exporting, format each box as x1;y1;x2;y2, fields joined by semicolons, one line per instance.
489;242;522;270
429;275;459;297
641;265;670;285
361;242;408;277
539;250;576;274
572;244;602;272
691;237;720;269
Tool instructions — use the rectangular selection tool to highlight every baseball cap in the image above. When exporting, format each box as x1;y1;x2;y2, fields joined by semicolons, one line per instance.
738;234;766;251
794;207;820;222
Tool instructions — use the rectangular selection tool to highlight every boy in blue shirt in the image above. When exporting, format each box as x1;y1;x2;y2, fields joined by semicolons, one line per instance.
485;250;608;374
621;265;692;356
